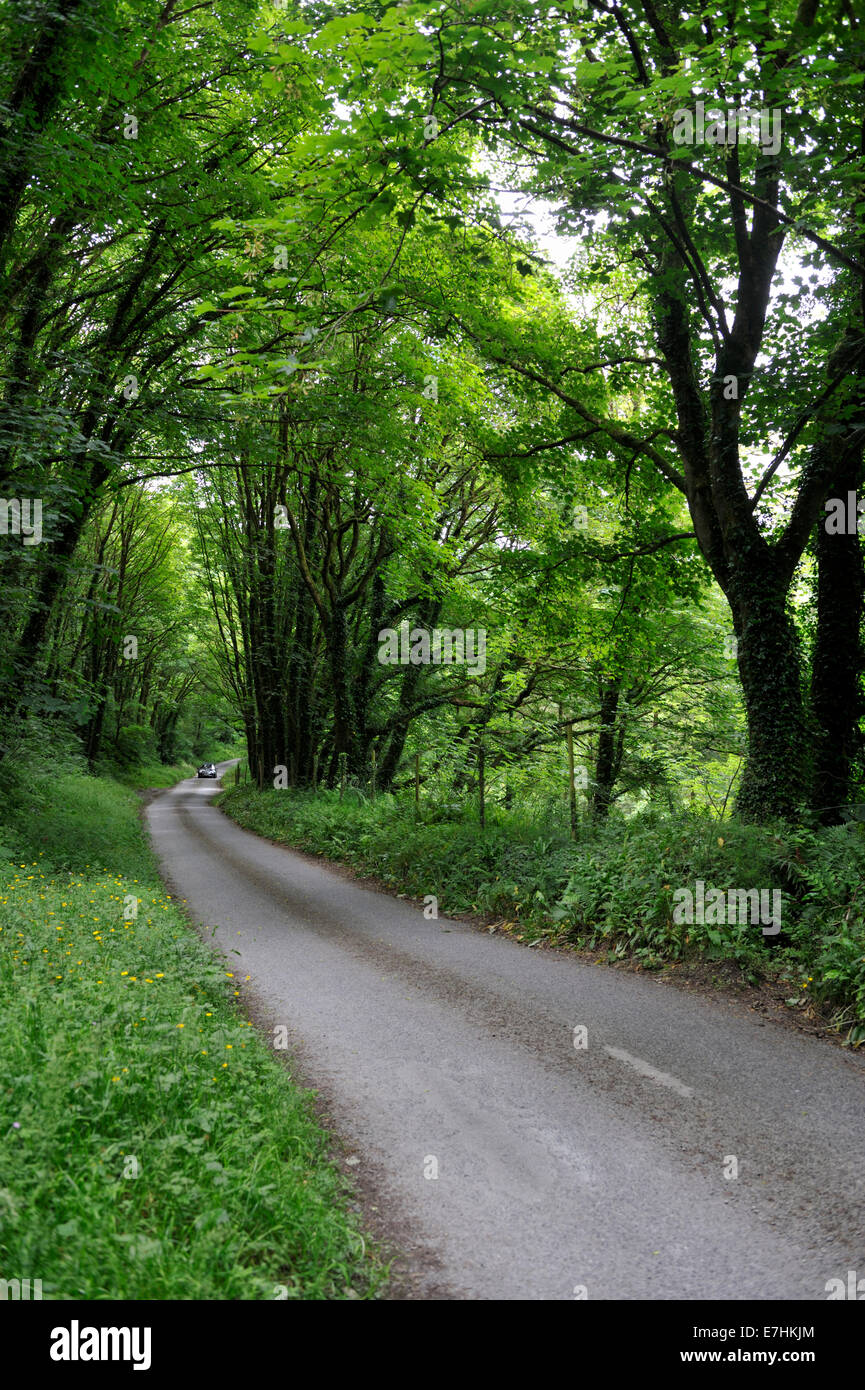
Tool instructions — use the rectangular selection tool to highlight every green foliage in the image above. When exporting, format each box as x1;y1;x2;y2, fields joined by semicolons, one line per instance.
113;725;158;770
775;825;865;1039
4;0;856;825
109;761;198;791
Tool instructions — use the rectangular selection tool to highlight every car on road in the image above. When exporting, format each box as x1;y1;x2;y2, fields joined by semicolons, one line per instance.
197;763;217;778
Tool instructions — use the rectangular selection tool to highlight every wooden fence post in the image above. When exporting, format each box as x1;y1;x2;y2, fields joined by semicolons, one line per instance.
478;741;485;829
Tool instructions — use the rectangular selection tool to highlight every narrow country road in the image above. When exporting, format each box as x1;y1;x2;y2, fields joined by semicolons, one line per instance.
146;767;865;1301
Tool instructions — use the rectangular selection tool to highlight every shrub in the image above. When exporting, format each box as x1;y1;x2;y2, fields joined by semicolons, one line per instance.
114;724;158;768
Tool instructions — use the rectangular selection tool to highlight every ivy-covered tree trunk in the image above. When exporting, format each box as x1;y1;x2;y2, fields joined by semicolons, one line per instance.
376;598;443;790
811;497;864;824
728;571;808;821
288;495;318;783
651;248;827;821
254;535;286;791
810;316;865;822
591;679;624;821
1;493;96;715
329;601;362;777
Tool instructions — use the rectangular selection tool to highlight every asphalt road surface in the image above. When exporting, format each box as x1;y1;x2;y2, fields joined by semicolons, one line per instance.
146;765;865;1300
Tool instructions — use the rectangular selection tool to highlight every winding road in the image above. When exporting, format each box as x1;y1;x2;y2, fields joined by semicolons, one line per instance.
145;765;865;1300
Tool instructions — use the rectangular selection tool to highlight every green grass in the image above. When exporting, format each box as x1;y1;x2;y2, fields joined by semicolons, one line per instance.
0;773;167;879
219;785;865;1045
111;759;198;790
0;768;384;1300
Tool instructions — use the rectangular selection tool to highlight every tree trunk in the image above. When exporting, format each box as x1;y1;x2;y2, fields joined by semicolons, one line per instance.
811;494;864;823
729;565;808;821
591;679;620;821
810;317;865;822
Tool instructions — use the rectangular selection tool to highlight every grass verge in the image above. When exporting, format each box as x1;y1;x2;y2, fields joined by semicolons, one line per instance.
0;767;383;1299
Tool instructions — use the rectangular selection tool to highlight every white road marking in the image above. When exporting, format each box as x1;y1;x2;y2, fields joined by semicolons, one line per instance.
604;1045;694;1098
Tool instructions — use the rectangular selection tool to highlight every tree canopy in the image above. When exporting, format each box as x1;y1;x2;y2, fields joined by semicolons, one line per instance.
1;0;862;824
